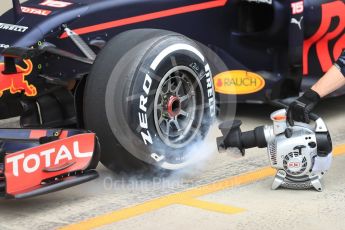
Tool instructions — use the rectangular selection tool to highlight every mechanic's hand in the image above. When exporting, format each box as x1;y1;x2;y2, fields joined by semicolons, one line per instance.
287;89;321;126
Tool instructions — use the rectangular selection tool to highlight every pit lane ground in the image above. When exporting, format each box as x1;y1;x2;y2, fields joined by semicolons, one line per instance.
2;2;345;230
0;96;345;230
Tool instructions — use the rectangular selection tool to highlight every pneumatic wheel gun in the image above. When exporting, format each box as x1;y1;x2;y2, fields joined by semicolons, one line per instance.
217;109;333;191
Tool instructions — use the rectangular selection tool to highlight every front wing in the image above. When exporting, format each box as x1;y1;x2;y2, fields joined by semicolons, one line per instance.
0;128;100;199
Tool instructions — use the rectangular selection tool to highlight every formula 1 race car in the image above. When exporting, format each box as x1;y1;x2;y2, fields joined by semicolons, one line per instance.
0;0;343;197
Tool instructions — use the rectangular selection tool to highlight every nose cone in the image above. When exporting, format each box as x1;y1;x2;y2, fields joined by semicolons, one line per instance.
0;9;38;49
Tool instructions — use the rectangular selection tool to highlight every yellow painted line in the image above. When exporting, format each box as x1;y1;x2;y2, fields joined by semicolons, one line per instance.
60;168;274;230
60;143;345;230
178;198;245;214
334;144;345;156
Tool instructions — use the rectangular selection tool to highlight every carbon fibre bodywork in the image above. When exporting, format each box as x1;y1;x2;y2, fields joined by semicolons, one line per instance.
0;0;343;129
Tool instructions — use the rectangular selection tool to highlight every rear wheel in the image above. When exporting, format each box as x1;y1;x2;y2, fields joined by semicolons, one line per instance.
84;29;216;172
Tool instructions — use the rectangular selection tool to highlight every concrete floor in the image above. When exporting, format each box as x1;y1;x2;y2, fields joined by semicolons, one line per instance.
0;98;344;230
95;98;345;230
1;2;345;230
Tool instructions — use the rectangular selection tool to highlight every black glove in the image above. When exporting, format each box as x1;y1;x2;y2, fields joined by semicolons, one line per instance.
287;89;321;126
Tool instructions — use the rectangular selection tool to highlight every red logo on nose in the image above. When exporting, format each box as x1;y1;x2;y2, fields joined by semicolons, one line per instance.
0;59;37;97
217;79;223;87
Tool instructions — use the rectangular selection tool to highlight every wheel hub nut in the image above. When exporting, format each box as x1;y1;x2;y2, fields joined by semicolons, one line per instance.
167;95;181;118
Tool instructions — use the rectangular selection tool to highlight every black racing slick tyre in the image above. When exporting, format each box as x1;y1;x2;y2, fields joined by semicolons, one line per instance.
84;29;216;172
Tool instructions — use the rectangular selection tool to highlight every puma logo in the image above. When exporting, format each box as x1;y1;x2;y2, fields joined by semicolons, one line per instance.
291;16;303;30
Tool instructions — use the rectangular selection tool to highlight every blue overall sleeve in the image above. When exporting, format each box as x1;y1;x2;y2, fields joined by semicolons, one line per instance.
335;50;345;77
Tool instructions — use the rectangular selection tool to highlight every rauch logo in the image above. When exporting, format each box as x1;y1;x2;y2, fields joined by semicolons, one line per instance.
214;70;265;95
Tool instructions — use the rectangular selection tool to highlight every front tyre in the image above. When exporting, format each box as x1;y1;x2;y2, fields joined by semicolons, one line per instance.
84;29;216;172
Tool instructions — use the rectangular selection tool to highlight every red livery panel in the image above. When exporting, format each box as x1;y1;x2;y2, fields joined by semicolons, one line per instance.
5;133;95;195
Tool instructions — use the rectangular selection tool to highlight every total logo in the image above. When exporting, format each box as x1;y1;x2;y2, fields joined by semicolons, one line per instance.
214;70;266;95
5;133;95;194
6;141;92;177
21;6;52;16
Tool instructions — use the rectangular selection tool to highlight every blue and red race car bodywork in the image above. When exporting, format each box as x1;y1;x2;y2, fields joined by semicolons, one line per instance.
0;128;99;199
0;0;343;197
0;0;343;103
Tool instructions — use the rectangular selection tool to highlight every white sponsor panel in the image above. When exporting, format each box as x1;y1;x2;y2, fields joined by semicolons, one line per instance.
0;44;9;48
291;1;304;15
246;0;272;4
40;0;73;8
0;23;28;33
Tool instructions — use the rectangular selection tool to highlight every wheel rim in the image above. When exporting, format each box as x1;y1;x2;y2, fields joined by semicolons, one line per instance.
154;66;204;148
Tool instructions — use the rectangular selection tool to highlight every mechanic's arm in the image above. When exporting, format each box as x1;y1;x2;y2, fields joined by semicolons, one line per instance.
311;65;345;98
287;50;345;125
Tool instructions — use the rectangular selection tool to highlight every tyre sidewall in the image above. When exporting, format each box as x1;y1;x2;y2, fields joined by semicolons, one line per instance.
105;36;215;170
